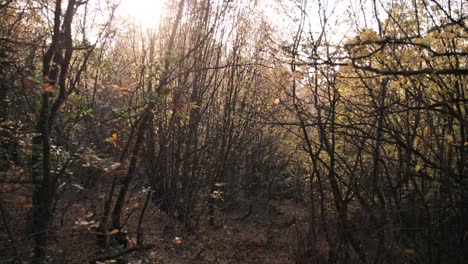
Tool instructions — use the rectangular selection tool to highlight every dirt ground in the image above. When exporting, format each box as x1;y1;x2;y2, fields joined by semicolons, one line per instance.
1;194;306;263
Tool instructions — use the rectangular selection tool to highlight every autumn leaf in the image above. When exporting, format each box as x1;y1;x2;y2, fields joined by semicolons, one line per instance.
415;162;423;172
360;28;379;41
189;102;200;110
40;75;54;93
173;236;182;245
273;98;280;105
22;79;33;89
445;134;454;143
104;162;121;173
85;212;94;220
112;132;118;147
88;223;101;229
42;82;55;93
291;72;303;80
107;229;120;236
110;84;121;91
5;195;32;208
413;137;422;148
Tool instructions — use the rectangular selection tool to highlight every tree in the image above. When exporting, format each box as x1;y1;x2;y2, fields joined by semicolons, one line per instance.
273;0;466;262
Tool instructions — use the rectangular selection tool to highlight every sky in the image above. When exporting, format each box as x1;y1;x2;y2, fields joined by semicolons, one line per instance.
111;0;358;44
116;0;165;28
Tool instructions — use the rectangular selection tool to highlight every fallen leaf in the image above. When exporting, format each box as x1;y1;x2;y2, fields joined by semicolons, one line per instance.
6;195;32;208
85;212;94;220
173;236;182;245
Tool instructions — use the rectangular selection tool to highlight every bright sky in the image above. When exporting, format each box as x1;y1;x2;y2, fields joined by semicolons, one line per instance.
112;0;353;43
116;0;165;28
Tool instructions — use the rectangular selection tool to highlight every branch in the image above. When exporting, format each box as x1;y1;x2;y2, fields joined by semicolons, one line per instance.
351;63;468;76
88;245;155;263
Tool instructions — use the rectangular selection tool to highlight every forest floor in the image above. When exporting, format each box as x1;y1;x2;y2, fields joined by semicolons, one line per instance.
1;191;306;263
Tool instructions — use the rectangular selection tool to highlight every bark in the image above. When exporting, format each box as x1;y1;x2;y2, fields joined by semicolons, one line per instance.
30;1;77;261
109;0;185;233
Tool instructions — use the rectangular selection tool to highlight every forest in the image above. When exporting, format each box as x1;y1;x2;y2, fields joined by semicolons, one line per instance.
0;0;466;263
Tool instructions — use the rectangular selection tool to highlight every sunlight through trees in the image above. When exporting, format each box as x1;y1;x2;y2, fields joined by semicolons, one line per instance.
0;0;466;263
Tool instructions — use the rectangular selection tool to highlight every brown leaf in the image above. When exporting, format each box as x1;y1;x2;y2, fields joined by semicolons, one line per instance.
85;212;94;220
22;79;34;89
42;77;55;93
6;195;32;208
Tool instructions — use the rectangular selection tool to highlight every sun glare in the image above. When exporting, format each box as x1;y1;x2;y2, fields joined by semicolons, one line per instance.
117;0;164;28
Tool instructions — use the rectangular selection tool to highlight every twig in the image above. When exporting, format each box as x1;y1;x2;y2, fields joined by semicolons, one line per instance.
236;203;253;222
0;200;21;261
88;244;155;263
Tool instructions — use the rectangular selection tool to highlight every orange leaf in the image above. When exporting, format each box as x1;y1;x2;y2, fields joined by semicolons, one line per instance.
6;195;32;208
173;237;182;245
107;229;120;236
42;77;55;93
110;84;121;91
104;162;121;173
42;83;55;93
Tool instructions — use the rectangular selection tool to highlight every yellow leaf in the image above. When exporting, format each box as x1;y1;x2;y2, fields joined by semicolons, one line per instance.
189;102;200;110
360;29;379;41
445;134;453;143
273;98;280;105
112;132;118;147
415;163;423;172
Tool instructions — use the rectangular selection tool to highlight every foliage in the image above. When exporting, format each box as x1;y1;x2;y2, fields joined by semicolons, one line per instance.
0;0;465;263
